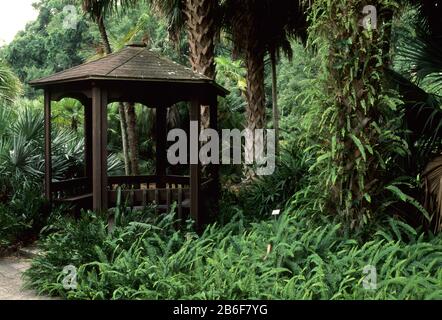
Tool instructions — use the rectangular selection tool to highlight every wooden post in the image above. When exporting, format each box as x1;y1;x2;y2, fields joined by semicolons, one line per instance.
209;95;220;219
84;99;93;192
189;99;201;227
44;90;52;203
156;106;167;188
92;87;108;211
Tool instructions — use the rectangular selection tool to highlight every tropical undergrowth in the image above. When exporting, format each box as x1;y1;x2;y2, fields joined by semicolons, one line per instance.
0;99;122;253
24;201;442;300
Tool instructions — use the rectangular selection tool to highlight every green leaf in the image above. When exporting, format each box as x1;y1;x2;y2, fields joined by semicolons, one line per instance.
349;134;366;161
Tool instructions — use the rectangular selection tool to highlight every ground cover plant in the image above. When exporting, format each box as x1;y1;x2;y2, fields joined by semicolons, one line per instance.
24;201;442;300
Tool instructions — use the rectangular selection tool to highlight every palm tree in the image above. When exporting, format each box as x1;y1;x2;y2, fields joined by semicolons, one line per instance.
264;1;308;155
148;0;219;127
0;62;21;103
221;0;308;156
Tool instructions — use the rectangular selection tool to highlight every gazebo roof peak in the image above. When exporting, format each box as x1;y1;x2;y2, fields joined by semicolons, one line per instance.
29;44;226;94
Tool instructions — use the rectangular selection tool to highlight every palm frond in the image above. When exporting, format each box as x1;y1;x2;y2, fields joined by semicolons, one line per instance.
0;62;22;103
423;154;442;233
395;6;442;96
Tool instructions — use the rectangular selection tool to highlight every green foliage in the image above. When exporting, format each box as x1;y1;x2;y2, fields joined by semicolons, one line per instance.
0;99;123;250
0;0;95;98
299;0;409;229
25;204;442;300
0;62;22;103
0;187;48;256
240;147;309;217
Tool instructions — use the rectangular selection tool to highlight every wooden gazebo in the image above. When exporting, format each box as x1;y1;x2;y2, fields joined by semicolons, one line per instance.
30;44;228;227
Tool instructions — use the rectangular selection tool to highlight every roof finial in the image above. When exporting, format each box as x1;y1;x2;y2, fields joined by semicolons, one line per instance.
126;42;147;48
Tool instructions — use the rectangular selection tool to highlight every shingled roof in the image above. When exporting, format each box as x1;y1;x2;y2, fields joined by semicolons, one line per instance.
30;44;226;94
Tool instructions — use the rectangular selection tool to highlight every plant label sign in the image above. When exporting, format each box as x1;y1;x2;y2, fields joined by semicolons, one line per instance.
272;209;281;216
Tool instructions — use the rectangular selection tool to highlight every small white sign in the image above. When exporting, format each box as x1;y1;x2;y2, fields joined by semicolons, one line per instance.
272;209;281;216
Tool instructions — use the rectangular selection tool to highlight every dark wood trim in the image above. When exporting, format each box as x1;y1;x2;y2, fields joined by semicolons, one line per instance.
84;99;93;187
51;177;89;192
92;86;108;211
209;95;220;220
107;187;191;209
44;90;52;203
156;106;167;188
101;89;108;210
189;99;201;227
108;175;189;186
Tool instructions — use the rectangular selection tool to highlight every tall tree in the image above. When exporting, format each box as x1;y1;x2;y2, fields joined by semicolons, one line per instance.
222;0;266;136
148;0;219;127
263;1;308;155
222;0;308;159
81;0;133;175
308;0;402;229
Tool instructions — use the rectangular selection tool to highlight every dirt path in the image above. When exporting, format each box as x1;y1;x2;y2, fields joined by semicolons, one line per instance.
0;255;50;300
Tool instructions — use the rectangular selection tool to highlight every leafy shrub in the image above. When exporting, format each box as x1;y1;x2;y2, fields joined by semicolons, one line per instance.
0;187;47;255
240;147;309;217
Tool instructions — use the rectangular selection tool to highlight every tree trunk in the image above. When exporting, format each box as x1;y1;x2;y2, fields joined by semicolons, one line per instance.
118;103;131;175
245;46;266;132
125;103;140;176
243;41;266;179
97;16;112;55
96;16;132;175
184;0;217;129
270;49;280;156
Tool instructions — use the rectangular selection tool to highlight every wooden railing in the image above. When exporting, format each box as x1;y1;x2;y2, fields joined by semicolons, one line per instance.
51;177;91;200
107;175;191;218
108;175;190;189
50;175;196;220
108;187;191;218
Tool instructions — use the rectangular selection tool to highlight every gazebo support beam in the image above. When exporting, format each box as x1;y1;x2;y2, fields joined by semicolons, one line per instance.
190;99;201;227
209;95;220;218
44;90;52;203
92;87;108;211
156;106;167;188
84;100;93;192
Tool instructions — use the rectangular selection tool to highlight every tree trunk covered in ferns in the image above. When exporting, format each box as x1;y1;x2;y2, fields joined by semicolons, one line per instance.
310;0;400;229
184;0;217;128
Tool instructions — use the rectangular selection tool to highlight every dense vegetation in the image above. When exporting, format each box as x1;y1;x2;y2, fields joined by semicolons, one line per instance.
0;0;441;299
24;204;442;300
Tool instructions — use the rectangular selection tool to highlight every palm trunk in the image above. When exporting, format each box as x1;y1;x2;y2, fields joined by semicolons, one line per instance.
244;42;266;179
125;103;140;176
184;0;217;129
245;46;266;132
270;49;280;156
97;16;112;55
